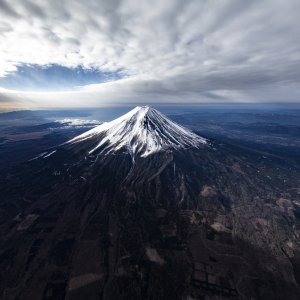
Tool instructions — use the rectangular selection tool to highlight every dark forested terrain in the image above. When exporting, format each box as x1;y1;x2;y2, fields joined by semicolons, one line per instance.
1;107;300;299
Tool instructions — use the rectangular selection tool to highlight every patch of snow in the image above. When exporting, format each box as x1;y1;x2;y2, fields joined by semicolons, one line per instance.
28;152;48;161
43;150;56;158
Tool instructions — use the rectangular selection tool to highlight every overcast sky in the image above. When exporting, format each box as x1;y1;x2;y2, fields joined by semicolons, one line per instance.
0;0;300;109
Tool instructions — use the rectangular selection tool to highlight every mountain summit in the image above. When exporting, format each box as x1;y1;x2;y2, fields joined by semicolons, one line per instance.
68;106;207;158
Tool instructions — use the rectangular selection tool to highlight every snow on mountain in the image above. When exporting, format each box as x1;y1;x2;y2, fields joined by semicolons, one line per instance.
67;106;207;157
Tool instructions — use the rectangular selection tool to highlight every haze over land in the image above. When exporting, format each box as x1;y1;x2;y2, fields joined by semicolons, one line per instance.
0;0;300;109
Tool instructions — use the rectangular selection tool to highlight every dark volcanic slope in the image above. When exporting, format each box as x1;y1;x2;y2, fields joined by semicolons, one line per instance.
1;108;300;300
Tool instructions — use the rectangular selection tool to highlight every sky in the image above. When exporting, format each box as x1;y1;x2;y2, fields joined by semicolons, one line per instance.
0;0;300;109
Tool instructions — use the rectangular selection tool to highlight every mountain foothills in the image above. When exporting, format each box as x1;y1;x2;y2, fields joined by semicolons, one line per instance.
1;107;300;299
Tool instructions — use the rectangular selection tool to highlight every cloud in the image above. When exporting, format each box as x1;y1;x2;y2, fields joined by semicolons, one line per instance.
0;0;300;108
0;0;20;17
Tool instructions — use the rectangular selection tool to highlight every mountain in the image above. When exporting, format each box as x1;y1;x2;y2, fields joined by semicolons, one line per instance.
0;107;300;300
66;106;207;158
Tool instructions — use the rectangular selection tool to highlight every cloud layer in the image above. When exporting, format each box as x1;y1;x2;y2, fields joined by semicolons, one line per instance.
0;0;300;108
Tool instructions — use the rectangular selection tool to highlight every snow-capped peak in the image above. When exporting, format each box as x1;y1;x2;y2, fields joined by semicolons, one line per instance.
68;106;207;157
